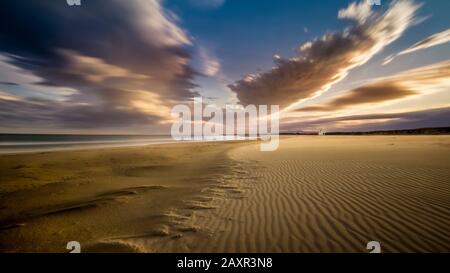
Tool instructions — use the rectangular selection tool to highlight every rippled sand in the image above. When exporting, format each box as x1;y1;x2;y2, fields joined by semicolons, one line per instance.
0;136;449;252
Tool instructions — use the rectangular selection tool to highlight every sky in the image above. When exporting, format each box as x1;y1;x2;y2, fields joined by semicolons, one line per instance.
0;0;449;134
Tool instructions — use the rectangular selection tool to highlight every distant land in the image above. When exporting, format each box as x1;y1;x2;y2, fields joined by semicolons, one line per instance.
281;127;450;135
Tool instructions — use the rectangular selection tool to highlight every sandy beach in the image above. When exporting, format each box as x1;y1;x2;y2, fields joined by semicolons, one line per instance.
0;136;449;253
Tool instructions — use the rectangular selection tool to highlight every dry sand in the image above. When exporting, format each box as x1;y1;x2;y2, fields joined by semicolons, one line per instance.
0;136;449;252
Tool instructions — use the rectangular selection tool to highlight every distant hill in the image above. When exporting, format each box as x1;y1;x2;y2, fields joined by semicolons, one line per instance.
324;127;450;135
280;131;317;135
280;127;450;135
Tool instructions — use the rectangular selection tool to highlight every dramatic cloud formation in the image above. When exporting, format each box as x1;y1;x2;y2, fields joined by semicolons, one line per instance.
297;60;450;112
281;107;450;132
0;0;447;134
229;0;420;108
383;28;450;65
0;0;198;131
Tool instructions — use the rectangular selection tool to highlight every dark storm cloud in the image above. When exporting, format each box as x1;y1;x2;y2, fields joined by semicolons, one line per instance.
0;0;198;130
229;0;420;108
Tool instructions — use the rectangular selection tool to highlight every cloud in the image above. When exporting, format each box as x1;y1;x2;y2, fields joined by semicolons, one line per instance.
297;60;450;112
383;28;450;65
281;107;450;132
297;83;416;112
0;91;20;101
338;1;373;24
0;96;158;130
0;0;199;131
0;55;41;87
229;0;420;108
0;54;77;100
198;48;221;76
58;49;150;83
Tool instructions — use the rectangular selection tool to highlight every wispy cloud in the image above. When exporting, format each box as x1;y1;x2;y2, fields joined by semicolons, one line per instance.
383;28;450;65
198;48;221;76
229;0;421;109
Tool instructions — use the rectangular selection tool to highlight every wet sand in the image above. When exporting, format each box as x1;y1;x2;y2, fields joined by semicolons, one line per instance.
0;136;449;252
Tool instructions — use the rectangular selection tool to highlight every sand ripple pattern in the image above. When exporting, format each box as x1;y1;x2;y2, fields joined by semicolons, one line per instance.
178;139;450;253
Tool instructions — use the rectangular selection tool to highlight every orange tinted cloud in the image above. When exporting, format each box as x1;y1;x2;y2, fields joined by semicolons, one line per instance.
296;60;450;112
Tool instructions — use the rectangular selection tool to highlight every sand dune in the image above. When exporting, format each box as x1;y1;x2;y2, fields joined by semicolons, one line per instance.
0;136;449;252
